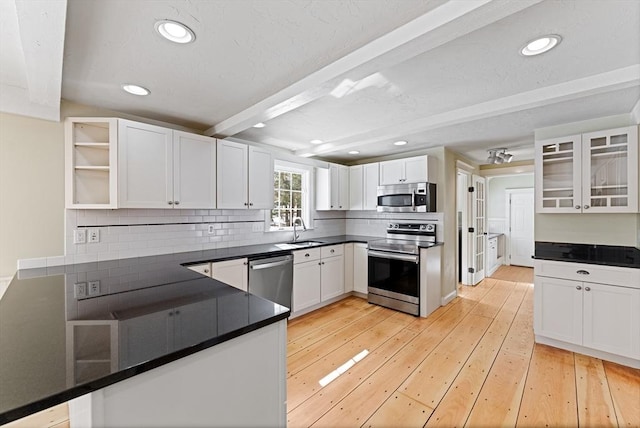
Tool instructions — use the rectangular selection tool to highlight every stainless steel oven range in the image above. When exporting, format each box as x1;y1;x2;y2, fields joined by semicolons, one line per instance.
367;222;437;316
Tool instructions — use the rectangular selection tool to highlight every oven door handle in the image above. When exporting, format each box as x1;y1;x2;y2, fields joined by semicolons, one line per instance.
368;250;419;263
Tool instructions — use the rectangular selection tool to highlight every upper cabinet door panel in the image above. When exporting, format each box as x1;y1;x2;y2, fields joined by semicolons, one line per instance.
581;126;638;213
363;163;379;210
349;166;363;210
535;135;582;214
118;120;173;208
338;165;350;210
217;140;248;209
173;132;216;209
403;157;428;184
379;159;404;185
248;146;274;209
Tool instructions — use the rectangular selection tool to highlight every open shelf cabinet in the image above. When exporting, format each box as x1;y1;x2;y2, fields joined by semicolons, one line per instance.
65;118;118;208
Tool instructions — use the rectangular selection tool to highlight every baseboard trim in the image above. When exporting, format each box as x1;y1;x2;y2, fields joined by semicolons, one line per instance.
441;289;457;306
535;335;640;369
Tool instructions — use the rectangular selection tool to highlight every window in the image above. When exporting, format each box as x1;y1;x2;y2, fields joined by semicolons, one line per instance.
270;163;310;230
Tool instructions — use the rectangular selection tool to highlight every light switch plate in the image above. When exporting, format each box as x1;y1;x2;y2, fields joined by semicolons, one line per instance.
74;229;87;244
74;282;87;298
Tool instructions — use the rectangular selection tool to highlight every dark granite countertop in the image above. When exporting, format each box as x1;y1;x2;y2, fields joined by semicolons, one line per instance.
0;235;384;424
534;241;640;269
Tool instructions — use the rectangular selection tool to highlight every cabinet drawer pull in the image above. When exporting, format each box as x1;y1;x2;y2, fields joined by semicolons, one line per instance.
576;270;590;275
576;285;582;290
585;287;591;292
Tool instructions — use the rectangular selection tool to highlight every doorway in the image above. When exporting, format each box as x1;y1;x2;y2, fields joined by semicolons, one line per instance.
506;188;535;267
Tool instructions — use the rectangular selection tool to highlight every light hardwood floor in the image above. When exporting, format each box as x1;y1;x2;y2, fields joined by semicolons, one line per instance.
9;266;639;427
287;265;640;428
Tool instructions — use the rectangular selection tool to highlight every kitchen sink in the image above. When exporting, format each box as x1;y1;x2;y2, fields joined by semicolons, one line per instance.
274;240;324;250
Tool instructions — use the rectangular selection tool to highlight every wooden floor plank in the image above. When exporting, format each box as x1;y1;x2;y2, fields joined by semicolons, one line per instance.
363;391;434;428
288;329;419;427
287;306;394;376
288;303;382;356
425;284;527;427
603;361;640;428
400;314;493;409
287;296;370;339
500;285;535;358
516;344;578;428
468;280;516;319
310;296;480;427
574;354;617;427
288;315;411;410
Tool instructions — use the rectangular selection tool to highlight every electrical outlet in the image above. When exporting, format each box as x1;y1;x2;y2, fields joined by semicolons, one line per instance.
73;229;87;244
88;280;100;296
74;282;87;298
88;229;100;243
207;224;215;234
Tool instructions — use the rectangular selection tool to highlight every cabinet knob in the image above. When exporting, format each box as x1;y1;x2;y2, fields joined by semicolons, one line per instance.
244;202;248;206
168;311;174;316
576;285;582;290
204;269;209;273
339;206;342;208
330;249;335;253
583;205;590;209
318;262;322;265
168;201;174;205
575;205;581;209
243;261;248;265
175;310;180;315
305;253;310;257
584;287;591;292
174;201;180;205
249;202;253;206
322;262;325;265
331;205;334;208
576;270;590;275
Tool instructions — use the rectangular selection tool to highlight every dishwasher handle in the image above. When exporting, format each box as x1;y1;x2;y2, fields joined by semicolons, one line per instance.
250;259;292;270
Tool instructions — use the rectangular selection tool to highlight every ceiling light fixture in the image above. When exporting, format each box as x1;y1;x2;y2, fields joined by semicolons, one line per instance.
310;139;323;145
155;19;196;44
520;35;561;56
121;84;150;96
253;122;266;128
486;148;514;164
348;150;359;155
393;140;408;146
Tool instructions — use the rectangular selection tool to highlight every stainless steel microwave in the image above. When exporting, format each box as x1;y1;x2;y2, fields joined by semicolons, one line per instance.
376;182;436;213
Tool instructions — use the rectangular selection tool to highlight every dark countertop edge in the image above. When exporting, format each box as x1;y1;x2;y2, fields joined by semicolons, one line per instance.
0;309;290;425
532;255;640;269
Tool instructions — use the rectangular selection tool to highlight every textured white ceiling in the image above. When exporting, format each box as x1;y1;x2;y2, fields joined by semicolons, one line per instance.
2;0;639;164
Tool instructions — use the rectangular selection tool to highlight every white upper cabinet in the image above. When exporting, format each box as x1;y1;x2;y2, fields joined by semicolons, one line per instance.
65;117;118;208
316;163;349;210
217;140;273;209
379;155;437;185
118;120;216;209
349;163;379;210
536;126;638;213
172;131;217;209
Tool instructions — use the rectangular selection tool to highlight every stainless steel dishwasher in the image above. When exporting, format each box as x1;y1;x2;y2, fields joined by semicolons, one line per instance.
248;254;293;310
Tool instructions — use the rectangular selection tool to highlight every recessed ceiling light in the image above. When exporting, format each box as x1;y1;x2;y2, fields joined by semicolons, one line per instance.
155;20;195;44
348;150;360;155
520;35;561;56
393;140;408;146
121;84;150;96
310;139;323;145
253;122;266;128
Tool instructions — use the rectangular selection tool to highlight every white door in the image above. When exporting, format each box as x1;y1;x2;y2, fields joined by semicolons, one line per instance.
533;276;583;345
320;255;344;301
508;189;534;267
363;163;379;210
583;283;640;359
470;175;486;284
349;165;363;210
211;258;248;291
173;131;216;209
118;120;173;208
217;140;248;208
248;146;273;209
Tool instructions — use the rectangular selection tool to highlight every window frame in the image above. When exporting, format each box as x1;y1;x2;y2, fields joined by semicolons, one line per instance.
267;160;313;232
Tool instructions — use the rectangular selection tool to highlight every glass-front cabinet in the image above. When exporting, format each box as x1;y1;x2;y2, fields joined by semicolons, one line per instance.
536;126;638;214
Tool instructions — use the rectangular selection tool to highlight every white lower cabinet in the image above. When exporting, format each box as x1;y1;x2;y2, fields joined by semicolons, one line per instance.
353;243;368;294
292;245;344;313
211;258;248;291
534;259;640;366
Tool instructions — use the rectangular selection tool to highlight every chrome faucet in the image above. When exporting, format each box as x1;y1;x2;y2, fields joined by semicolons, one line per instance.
292;217;306;242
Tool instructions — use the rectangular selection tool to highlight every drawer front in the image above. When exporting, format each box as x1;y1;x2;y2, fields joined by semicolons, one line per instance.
321;244;344;258
293;247;321;264
534;259;640;288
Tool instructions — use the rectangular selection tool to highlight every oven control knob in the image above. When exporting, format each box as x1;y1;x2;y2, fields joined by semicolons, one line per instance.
388;223;393;228
419;225;426;230
393;224;399;229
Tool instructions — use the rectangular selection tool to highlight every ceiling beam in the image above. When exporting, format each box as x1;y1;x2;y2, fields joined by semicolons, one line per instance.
205;0;543;138
297;64;640;157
